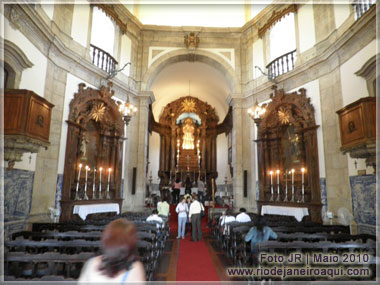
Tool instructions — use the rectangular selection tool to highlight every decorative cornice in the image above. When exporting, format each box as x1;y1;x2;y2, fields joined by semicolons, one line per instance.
258;4;297;38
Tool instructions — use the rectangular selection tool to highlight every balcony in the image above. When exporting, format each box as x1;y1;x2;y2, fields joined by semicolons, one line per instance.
353;0;376;20
266;49;296;80
90;44;118;74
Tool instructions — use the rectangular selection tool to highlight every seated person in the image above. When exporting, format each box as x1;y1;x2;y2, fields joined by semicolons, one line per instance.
219;209;236;235
235;208;252;223
146;209;164;227
245;215;277;264
157;198;170;217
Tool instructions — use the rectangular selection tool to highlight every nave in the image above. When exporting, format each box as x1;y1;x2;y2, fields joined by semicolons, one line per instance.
4;205;377;282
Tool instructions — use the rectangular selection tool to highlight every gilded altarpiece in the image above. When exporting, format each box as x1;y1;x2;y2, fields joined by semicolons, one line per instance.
60;83;124;221
256;87;322;223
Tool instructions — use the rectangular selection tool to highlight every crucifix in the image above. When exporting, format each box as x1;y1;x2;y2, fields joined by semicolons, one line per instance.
186;155;190;171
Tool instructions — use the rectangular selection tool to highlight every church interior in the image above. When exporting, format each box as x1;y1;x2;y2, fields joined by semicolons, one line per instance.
1;0;378;282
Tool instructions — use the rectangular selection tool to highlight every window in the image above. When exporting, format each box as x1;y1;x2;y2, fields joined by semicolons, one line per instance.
267;13;297;79
90;7;118;73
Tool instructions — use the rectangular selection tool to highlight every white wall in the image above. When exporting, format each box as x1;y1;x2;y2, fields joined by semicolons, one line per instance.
41;4;54;20
252;39;264;79
5;18;47;97
57;74;94;174
148;132;161;184
13;153;37;171
297;4;316;53
291;79;326;178
71;3;91;47
216;134;228;184
334;4;351;29
340;40;375;106
119;34;132;76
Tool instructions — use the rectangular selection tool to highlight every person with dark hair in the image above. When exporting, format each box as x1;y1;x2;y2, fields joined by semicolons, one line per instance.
78;218;145;282
197;177;205;204
219;209;236;226
146;209;164;225
236;207;251;223
189;194;204;241
185;196;192;236
172;178;181;204
176;196;188;239
245;215;277;264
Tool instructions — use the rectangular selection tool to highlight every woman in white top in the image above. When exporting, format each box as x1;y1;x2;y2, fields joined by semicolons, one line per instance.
78;219;145;283
235;208;252;223
176;196;188;239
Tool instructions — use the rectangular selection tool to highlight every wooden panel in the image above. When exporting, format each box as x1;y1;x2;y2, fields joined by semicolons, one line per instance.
4;94;25;133
369;102;376;139
25;97;52;142
338;105;365;147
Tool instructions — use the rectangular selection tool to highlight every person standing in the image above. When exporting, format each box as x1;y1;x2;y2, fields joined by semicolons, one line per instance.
197;177;205;204
172;178;181;204
189;194;204;241
157;198;169;217
185;196;192;236
176;196;188;239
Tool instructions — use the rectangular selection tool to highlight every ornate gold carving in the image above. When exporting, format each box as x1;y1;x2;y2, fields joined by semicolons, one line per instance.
90;103;106;122
181;98;196;113
184;32;200;49
258;4;297;38
277;106;291;124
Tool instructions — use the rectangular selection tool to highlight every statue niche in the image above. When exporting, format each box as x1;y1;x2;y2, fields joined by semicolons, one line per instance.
60;83;124;221
256;86;322;223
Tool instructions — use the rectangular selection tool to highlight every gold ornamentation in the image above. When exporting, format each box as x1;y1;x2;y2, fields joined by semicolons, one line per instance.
278;107;291;124
91;103;106;122
181;98;196;113
184;32;200;49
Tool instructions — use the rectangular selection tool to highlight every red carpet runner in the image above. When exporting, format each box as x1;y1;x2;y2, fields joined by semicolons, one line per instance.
170;205;220;281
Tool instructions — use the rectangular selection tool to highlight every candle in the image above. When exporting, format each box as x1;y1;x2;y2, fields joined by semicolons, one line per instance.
301;167;305;195
99;167;103;193
93;168;96;192
85;165;89;182
285;170;288;192
269;170;273;194
291;169;295;185
108;168;111;183
276;169;280;185
77;163;82;180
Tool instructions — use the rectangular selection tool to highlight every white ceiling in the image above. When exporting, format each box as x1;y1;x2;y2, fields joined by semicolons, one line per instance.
150;61;231;123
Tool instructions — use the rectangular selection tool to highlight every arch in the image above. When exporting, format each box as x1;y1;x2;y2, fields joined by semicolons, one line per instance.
3;39;33;88
142;49;241;95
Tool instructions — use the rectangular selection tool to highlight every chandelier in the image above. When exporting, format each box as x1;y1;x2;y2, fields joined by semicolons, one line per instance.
248;99;266;125
118;98;137;126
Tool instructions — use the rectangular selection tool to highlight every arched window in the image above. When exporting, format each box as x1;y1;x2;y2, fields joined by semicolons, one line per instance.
267;13;297;79
90;6;117;73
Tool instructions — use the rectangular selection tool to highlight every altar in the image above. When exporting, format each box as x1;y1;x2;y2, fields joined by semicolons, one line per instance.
261;205;309;222
73;203;120;220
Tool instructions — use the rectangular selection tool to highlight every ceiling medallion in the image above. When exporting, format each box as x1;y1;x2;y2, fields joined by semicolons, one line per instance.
90;103;106;122
277;106;291;124
181;98;196;113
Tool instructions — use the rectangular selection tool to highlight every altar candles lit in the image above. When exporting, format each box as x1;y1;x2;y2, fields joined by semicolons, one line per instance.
108;168;111;183
77;163;82;180
85;165;89;182
99;167;103;191
276;170;280;184
269;171;273;194
291;169;295;185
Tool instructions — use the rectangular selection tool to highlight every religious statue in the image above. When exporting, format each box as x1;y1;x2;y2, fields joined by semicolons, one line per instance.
79;133;88;161
182;118;195;150
184;32;200;49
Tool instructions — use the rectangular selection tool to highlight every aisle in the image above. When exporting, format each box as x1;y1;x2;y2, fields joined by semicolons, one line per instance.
169;204;220;281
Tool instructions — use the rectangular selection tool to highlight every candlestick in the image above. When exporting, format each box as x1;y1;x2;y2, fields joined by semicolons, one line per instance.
276;169;280;201
269;170;274;201
298;167;305;203
92;168;96;199
284;169;288;202
106;168;111;199
83;165;89;200
99;167;103;199
291;169;295;202
75;163;82;200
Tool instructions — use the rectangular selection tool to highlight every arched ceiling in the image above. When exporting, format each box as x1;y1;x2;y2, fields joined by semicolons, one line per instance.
150;61;231;123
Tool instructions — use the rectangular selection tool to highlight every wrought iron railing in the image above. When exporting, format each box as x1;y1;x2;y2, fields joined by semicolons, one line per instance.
90;44;118;74
353;0;376;20
266;49;296;80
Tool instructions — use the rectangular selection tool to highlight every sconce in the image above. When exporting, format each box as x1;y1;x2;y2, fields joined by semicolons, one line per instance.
248;99;266;125
118;97;137;126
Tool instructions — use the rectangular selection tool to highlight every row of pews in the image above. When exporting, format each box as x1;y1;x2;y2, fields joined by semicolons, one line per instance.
211;213;377;281
4;212;169;281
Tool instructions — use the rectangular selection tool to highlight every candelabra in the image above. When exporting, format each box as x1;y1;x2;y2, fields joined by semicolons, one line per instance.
118;97;137;126
106;168;111;199
75;164;82;200
92;168;96;200
276;170;280;201
83;166;89;200
283;170;288;202
298;168;305;203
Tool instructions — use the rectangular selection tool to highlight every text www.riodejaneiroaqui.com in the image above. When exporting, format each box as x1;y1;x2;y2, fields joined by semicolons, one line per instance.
227;252;373;279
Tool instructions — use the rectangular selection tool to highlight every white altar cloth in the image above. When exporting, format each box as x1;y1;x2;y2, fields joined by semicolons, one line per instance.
261;205;309;222
73;203;120;220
